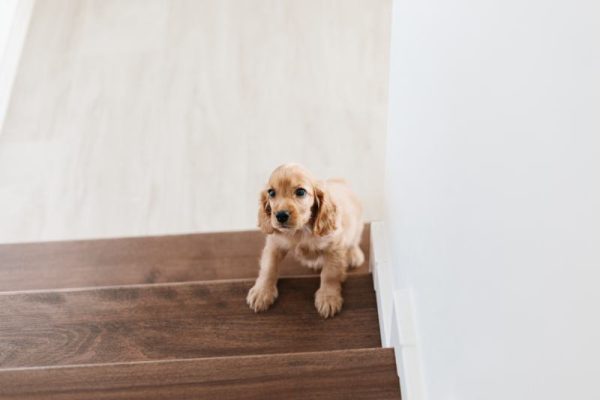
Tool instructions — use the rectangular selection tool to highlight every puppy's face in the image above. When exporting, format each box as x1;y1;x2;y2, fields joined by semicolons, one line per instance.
259;164;316;233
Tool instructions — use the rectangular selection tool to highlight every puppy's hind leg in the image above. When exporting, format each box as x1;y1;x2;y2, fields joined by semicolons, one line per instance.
347;245;364;269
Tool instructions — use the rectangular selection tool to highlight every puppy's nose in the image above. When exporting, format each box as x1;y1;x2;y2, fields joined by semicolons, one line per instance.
275;211;290;223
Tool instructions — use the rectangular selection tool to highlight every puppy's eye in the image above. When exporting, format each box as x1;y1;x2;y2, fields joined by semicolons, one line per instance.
295;188;307;197
267;189;276;198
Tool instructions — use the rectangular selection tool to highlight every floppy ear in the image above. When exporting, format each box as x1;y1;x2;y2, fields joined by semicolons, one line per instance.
258;190;274;234
313;184;337;236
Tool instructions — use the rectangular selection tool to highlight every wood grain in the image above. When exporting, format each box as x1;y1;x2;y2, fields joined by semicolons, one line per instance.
0;274;379;368
0;348;401;400
0;225;369;291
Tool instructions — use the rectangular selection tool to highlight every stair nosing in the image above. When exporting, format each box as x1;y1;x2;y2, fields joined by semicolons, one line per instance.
0;223;372;246
0;273;372;296
0;347;391;372
0;228;270;246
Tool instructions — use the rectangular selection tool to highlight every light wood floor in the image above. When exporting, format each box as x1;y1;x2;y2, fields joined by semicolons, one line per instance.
0;0;391;243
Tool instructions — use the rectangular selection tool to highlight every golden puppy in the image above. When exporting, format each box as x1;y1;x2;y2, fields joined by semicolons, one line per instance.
246;163;364;318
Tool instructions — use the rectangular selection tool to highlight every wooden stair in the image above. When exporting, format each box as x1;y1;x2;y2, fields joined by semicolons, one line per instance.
0;226;401;399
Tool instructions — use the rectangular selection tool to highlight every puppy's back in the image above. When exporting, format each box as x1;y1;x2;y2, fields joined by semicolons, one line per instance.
325;178;363;244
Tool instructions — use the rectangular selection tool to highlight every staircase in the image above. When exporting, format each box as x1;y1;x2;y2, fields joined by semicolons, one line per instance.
0;224;401;399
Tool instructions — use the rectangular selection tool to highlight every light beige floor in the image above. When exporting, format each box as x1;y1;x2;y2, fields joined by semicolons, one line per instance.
0;0;391;243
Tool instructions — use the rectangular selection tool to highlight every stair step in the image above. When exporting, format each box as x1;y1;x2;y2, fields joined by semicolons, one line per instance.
0;348;400;399
0;275;380;368
0;225;370;291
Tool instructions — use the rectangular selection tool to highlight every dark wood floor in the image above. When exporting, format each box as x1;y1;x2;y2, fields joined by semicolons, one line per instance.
0;225;369;291
0;275;380;368
0;225;401;399
0;349;400;400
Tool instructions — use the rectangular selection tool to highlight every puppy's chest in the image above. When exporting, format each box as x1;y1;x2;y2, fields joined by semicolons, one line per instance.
292;237;330;262
294;244;324;261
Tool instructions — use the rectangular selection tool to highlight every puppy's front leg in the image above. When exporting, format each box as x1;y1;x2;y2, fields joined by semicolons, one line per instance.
247;235;288;312
315;250;347;318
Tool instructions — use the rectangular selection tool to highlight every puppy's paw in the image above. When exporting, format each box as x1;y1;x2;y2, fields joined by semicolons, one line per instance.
314;289;343;318
246;283;278;313
348;246;365;269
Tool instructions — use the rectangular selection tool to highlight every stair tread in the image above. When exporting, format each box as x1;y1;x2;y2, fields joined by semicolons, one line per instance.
0;225;370;291
0;275;380;368
0;348;400;399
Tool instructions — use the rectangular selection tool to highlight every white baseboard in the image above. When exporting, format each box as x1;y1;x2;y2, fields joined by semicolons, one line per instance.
0;0;35;133
370;221;427;400
369;221;393;345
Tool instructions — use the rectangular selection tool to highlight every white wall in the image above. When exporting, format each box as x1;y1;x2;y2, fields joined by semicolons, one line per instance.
0;0;390;243
0;0;34;132
0;0;20;50
385;0;600;399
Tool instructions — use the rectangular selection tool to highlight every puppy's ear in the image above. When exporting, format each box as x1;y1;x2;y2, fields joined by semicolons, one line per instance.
258;190;274;234
313;184;337;236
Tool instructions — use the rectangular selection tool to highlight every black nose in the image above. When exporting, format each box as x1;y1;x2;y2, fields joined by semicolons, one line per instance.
276;211;290;223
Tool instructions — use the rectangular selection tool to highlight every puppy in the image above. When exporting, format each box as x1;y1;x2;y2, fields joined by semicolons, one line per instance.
246;163;364;318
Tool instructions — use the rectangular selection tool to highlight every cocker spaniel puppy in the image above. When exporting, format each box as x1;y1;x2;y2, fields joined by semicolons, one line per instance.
246;163;364;318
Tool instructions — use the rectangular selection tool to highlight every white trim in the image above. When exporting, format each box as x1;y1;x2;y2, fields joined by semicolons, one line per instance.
370;220;427;400
390;289;427;400
370;220;394;345
0;0;35;134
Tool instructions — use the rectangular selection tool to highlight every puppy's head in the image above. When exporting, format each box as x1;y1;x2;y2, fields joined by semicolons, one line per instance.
258;164;336;236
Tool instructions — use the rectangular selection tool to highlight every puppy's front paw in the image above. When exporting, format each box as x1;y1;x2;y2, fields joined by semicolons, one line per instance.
314;288;343;318
246;283;278;313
